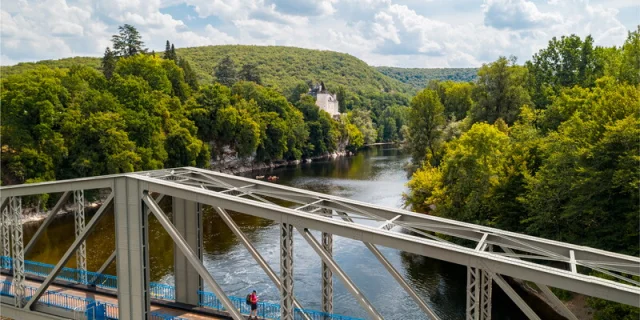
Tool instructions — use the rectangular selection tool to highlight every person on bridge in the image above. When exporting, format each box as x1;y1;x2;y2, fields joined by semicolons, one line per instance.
249;290;259;319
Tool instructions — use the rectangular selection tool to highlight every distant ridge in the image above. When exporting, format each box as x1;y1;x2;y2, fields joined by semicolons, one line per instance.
376;67;478;90
1;45;477;94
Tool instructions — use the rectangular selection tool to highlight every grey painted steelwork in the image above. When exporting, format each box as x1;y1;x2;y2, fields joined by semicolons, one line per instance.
1;205;10;259
214;207;312;320
24;192;113;310
466;267;480;320
10;196;25;308
130;167;639;306
74;190;87;285
338;212;439;319
177;167;639;276
92;250;116;285
24;192;71;256
321;230;333;314
1;167;639;319
172;197;203;306
494;274;541;320
114;177;150;319
143;193;245;320
480;270;492;320
500;246;578;320
280;223;294;320
298;227;384;320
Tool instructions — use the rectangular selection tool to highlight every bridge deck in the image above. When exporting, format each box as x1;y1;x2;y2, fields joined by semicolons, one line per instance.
0;275;222;320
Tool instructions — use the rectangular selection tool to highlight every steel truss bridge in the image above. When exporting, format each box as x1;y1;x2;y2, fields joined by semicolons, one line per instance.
0;167;638;320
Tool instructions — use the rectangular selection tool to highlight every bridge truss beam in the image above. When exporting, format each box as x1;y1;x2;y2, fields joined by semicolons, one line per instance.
24;192;71;257
24;192;113;311
1;167;639;320
129;170;640;307
74;190;87;285
298;227;384;320
280;223;294;320
214;207;312;320
10;196;25;308
142;193;245;320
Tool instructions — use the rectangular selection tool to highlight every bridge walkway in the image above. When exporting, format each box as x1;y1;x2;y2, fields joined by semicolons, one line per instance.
0;274;222;320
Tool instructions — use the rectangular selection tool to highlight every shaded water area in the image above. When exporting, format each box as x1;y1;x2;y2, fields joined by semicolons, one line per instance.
25;145;554;319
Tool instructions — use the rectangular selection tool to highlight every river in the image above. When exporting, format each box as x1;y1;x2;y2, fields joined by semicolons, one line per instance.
24;145;532;320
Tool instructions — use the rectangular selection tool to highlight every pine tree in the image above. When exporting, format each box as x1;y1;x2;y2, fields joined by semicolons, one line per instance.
112;24;145;57
179;58;199;90
101;47;117;79
170;44;177;62
164;40;171;60
239;63;262;84
214;56;238;87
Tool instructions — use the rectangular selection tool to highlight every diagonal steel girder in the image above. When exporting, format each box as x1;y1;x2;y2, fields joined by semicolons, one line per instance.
337;211;440;320
136;174;640;307
297;227;384;320
179;167;639;276
24;192;114;310
214;207;312;320
142;194;245;320
24;192;71;257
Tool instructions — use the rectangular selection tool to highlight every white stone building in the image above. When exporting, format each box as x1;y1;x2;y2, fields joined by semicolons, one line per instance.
309;82;340;119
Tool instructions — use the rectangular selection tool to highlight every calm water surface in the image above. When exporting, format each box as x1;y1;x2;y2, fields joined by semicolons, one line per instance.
25;146;529;320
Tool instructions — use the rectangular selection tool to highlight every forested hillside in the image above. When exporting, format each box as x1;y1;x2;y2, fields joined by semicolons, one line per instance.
1;46;413;95
404;27;640;318
377;67;478;89
0;25;370;188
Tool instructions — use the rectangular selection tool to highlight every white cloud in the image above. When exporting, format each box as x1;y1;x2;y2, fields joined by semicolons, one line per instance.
483;0;563;30
0;0;634;67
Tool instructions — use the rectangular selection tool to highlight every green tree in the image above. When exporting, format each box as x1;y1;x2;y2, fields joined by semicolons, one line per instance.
408;89;445;165
619;26;640;85
348;109;377;145
178;58;199;90
163;41;178;62
101;47;117;80
239;63;262;84
214;56;238;87
521;78;640;254
526;35;604;108
405;123;511;224
164;41;172;60
111;24;145;57
471;56;531;125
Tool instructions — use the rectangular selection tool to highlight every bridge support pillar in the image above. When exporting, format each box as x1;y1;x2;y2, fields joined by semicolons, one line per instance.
280;223;294;320
114;177;150;319
321;231;333;314
172;198;203;306
74;190;88;284
1;204;10;259
10;196;25;308
466;266;492;320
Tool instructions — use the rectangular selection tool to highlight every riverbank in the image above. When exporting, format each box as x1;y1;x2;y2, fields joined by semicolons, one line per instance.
208;150;352;175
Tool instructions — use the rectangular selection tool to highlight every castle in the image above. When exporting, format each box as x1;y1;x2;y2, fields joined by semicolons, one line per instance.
309;82;340;119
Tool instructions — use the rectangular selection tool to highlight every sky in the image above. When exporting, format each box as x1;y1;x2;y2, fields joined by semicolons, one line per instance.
1;0;638;68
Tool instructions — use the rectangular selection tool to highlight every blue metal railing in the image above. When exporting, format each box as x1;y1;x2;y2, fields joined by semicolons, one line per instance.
151;282;176;300
0;280;186;320
1;256;363;320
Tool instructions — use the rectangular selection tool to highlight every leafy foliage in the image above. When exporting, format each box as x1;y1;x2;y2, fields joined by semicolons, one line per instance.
112;24;145;57
407;89;445;165
404;29;640;318
470;56;531;125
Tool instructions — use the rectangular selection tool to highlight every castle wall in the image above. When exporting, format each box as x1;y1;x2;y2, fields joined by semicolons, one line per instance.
316;93;340;117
